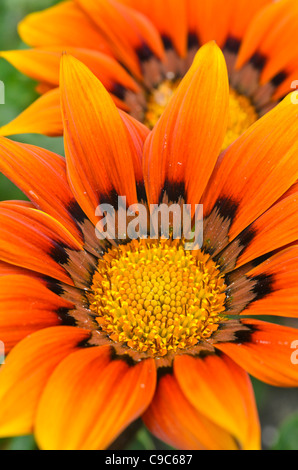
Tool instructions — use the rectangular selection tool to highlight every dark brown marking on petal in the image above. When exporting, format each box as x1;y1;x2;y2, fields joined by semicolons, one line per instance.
67;199;88;226
271;71;288;88
224;36;241;55
214;227;256;273
250;273;275;301
156;366;173;380
110;346;138;367
188;33;200;50
250;52;267;71
112;83;126;100
56;307;78;327
162;36;174;51
49;243;70;266
137;181;147;204
47;280;100;329
223;266;274;315
137;43;155;62
210;319;253;344
203;197;238;257
99;188;120;208
159;180;187;205
46;278;66;297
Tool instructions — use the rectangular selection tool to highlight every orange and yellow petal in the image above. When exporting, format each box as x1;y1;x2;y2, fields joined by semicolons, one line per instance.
60;54;139;224
143;41;229;206
174;353;260;450
216;320;298;387
35;346;156;450
0;326;90;437
18;0;113;55
0;204;82;284
0;136;84;241
202;93;298;241
243;246;298;318
186;0;272;48
143;371;239;450
234;189;298;269
0;274;73;352
0;47;138;94
119;0;187;57
236;0;298;81
75;0;164;79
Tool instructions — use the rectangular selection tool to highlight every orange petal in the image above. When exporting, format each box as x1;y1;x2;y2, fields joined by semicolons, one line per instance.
119;0;187;57
0;326;90;437
35;346;156;450
119;110;149;195
233;189;298;269
0;136;84;241
243;246;298;318
186;0;271;47
60;54;139;224
143;41;229;206
19;0;112;55
0;274;73;352
143;371;239;450
0;47;138;94
202;93;298;242
237;0;298;74
0;204;82;284
0;260;39;278
0;88;62;137
174;353;260;450
76;0;164;78
216;319;298;387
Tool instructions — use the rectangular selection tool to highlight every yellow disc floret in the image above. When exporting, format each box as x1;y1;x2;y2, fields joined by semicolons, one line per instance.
88;240;227;357
144;78;181;129
222;88;258;151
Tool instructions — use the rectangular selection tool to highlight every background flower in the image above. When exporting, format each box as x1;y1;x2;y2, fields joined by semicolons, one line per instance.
0;0;298;451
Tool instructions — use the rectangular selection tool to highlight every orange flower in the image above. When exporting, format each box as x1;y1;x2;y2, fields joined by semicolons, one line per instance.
0;44;298;450
1;0;298;149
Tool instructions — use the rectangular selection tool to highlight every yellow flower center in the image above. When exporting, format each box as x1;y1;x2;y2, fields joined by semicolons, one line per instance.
222;88;258;151
88;240;227;357
144;78;181;129
143;78;258;150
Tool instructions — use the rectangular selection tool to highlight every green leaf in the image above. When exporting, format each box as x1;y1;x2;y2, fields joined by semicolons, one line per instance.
272;413;298;450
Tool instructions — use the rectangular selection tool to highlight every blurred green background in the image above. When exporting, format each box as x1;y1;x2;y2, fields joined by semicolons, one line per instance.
0;0;297;451
0;0;64;203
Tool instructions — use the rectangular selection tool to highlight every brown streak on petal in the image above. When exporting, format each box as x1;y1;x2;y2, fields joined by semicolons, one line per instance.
124;90;147;122
68;306;98;330
163;49;186;78
253;82;275;110
63;248;97;289
210;320;251;344
79;218;109;259
203;207;232;258
225;273;256;315
142;57;165;88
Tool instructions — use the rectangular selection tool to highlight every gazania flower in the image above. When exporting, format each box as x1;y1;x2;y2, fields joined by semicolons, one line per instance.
0;43;298;450
1;0;298;151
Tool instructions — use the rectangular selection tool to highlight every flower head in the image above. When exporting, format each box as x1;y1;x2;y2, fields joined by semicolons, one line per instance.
0;43;298;450
1;0;298;150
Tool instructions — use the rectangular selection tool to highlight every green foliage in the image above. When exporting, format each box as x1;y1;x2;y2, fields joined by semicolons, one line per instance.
272;414;298;451
0;0;63;202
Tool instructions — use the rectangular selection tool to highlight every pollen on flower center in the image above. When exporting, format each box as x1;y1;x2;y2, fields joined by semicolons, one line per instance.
88;240;227;357
222;88;258;151
144;77;181;129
